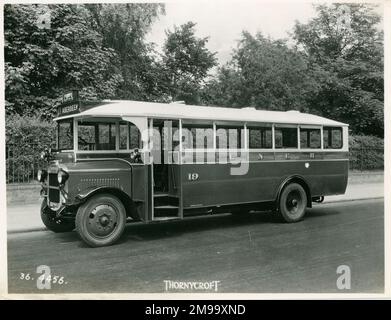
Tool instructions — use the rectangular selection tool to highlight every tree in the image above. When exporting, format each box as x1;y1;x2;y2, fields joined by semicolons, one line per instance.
162;22;217;104
293;3;383;137
202;32;316;111
86;3;165;101
5;4;116;118
5;3;165;119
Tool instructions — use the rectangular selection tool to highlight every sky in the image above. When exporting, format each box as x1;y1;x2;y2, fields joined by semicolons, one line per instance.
146;1;317;66
146;1;384;67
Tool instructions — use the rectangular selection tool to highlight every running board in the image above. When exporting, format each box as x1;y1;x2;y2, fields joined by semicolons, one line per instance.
152;216;180;221
154;205;179;210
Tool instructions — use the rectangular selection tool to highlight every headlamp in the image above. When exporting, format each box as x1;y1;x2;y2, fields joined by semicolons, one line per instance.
57;170;69;185
37;169;47;182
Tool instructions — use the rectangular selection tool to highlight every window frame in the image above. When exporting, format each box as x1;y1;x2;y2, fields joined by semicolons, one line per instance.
181;122;215;151
247;123;273;151
57;119;74;152
299;125;322;150
215;122;246;151
323;126;343;150
70;116;345;155
75;118;143;153
274;124;299;150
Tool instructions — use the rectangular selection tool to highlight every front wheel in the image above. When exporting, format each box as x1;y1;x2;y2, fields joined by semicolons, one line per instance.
75;194;126;247
40;200;75;233
277;183;307;222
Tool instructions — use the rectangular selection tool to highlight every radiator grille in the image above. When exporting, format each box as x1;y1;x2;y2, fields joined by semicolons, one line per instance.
49;173;59;187
48;173;60;203
48;188;60;203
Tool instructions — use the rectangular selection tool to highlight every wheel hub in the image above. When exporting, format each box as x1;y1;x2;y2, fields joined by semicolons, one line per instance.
99;215;110;227
286;191;301;214
87;204;118;238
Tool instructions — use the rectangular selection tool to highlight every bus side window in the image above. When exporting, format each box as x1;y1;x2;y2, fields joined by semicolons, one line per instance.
275;127;298;149
323;127;343;149
300;128;321;149
248;126;272;149
182;124;214;149
216;126;244;149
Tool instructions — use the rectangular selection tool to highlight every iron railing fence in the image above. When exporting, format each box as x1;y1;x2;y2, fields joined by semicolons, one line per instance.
5;144;384;184
6;143;47;184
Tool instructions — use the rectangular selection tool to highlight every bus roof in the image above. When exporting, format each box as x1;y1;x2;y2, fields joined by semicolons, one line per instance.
54;100;348;126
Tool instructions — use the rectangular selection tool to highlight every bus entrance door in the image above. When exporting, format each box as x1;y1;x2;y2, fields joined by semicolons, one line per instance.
151;119;180;221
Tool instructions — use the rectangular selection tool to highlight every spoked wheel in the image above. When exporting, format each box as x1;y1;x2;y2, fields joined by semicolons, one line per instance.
75;194;126;247
40;200;75;233
277;183;307;222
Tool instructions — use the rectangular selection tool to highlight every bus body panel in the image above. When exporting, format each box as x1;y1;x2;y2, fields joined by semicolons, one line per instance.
180;158;348;209
61;160;133;205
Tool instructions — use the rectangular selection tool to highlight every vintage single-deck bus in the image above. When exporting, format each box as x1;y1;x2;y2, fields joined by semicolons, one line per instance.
37;92;349;247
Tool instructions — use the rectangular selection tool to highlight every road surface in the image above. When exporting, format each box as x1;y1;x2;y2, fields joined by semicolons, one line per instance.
7;198;384;293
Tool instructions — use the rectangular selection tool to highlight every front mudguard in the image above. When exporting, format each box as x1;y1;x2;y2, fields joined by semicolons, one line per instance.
75;186;140;220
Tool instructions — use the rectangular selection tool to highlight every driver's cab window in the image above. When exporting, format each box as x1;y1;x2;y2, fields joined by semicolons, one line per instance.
118;122;142;150
78;120;142;151
78;121;116;151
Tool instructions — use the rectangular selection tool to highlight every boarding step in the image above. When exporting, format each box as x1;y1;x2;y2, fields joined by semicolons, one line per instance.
153;205;179;218
154;192;170;197
153;193;179;207
154;192;179;198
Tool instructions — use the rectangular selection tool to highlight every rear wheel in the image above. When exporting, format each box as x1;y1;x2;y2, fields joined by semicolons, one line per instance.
277;183;307;222
75;194;126;247
40;200;75;233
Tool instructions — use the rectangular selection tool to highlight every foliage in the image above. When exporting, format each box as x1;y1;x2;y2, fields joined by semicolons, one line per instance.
85;3;166;101
293;3;383;137
4;3;165;118
6;114;56;147
162;22;217;104
349;135;383;170
4;3;384;140
202;32;316;111
202;4;383;138
6;114;56;182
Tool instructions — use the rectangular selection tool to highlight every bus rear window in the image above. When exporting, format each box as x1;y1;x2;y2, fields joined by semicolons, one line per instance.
323;127;343;149
58;120;74;150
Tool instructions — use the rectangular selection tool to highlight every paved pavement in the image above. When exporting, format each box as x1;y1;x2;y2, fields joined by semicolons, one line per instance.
324;182;383;203
7;199;384;293
6;175;384;233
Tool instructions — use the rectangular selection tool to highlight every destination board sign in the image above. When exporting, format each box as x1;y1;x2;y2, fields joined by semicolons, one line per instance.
60;103;79;114
57;90;80;116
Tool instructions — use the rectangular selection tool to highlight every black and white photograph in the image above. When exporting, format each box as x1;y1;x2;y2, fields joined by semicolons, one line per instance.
0;0;388;298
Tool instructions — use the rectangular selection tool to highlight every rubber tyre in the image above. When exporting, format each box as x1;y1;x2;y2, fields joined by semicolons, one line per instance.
40;200;75;233
75;194;126;247
277;183;307;223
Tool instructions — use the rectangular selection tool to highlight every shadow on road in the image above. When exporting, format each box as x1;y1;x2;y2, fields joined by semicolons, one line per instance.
52;205;341;248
